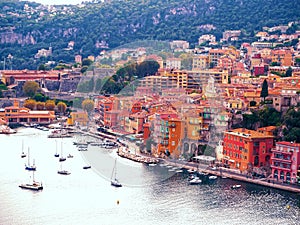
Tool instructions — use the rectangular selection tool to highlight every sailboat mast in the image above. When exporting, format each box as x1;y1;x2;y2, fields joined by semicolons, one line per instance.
32;170;35;182
61;141;63;156
27;147;30;165
115;160;117;179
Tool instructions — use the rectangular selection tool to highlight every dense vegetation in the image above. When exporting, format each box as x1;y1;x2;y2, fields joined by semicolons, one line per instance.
77;60;159;94
0;0;299;69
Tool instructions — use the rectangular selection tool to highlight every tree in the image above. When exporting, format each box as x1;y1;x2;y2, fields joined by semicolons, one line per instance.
282;106;300;142
82;58;93;67
57;102;67;115
36;101;45;110
38;64;46;71
33;93;47;102
295;58;300;67
258;106;281;127
45;100;56;111
285;66;293;77
23;81;39;98
260;79;268;102
24;99;37;110
136;60;160;78
82;99;94;114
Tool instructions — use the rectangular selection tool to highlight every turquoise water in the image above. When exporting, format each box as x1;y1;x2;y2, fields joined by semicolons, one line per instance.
0;128;299;225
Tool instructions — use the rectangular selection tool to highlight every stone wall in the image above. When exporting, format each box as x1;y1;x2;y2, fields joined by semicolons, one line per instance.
59;77;81;92
44;80;60;91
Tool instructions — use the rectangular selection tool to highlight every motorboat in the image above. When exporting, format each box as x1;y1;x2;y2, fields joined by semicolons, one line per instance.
78;146;88;151
83;166;91;169
208;175;218;180
67;154;73;158
231;184;242;189
189;176;202;185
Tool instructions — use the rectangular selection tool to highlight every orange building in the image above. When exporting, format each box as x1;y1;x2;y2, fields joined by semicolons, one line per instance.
95;96;115;126
223;128;274;172
271;49;292;66
157;117;183;157
0;105;55;125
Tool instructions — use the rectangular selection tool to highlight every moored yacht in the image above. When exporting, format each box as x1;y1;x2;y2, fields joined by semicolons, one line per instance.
19;171;43;191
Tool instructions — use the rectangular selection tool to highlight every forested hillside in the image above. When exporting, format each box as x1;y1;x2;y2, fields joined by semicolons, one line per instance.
0;0;299;69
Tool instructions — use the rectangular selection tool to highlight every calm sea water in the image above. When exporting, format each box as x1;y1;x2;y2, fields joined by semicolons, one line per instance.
0;128;299;225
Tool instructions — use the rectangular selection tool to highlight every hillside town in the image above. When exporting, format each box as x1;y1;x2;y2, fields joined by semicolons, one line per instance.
1;24;300;190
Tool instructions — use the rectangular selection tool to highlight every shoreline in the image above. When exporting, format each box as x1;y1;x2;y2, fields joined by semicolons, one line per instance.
162;160;300;194
55;127;300;194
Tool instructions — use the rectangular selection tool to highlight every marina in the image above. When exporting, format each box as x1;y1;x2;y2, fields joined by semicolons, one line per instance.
0;128;299;225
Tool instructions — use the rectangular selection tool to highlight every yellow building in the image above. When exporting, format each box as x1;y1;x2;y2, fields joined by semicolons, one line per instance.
67;112;89;126
192;55;209;70
181;108;203;141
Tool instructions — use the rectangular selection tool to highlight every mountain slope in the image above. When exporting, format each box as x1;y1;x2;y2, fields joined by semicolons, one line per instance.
0;0;299;69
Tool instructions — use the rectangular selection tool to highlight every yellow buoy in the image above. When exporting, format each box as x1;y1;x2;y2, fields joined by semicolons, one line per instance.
286;205;290;209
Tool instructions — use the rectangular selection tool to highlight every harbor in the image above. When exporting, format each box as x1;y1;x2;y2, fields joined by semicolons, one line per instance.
0;127;299;225
74;126;300;193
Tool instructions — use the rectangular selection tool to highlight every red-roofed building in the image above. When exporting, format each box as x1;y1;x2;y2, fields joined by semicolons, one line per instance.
0;70;60;85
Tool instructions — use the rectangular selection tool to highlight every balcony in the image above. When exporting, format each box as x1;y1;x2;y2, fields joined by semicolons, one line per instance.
271;149;293;155
271;165;291;171
271;156;292;163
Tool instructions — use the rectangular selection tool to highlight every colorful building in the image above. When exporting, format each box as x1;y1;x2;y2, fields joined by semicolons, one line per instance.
222;128;274;172
271;141;300;184
1;106;55;125
67;111;88;126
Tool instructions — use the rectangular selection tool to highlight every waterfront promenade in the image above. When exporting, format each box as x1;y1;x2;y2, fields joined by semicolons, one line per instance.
77;127;300;194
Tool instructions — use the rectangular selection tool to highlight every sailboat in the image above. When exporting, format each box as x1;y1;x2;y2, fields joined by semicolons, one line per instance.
57;163;71;175
54;140;59;157
19;170;43;191
111;159;122;187
20;140;26;158
59;141;66;162
25;147;36;171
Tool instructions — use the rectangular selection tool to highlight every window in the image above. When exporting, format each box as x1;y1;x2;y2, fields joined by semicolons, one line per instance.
171;141;175;146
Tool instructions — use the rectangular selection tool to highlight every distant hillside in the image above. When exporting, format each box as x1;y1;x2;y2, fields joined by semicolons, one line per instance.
0;0;299;69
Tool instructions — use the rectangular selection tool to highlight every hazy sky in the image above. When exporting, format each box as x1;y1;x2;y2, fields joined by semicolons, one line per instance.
28;0;91;5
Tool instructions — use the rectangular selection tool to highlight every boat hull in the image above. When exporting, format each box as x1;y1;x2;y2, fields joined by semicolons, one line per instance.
19;184;43;191
111;181;122;188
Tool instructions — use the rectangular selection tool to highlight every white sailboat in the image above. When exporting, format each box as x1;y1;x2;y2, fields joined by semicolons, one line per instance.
111;159;122;187
57;163;71;175
54;140;59;157
25;147;36;171
59;141;66;162
19;170;43;191
20;140;26;158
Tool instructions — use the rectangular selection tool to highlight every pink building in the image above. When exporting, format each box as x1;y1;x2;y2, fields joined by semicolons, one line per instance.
271;141;300;184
